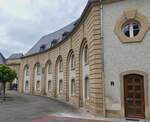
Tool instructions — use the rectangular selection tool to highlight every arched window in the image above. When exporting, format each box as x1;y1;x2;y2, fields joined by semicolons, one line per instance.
59;80;63;93
85;77;89;99
48;80;52;91
59;60;63;72
25;80;29;89
36;81;40;91
37;64;40;75
71;54;75;69
26;66;29;76
84;45;88;64
48;63;51;74
71;79;75;96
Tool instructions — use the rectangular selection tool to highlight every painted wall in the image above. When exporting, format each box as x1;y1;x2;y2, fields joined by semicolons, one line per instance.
103;0;150;112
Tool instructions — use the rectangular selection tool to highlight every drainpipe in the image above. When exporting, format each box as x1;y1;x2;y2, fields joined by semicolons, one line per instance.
100;0;106;117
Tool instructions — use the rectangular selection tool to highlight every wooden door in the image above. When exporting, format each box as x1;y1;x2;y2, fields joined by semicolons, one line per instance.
124;74;145;119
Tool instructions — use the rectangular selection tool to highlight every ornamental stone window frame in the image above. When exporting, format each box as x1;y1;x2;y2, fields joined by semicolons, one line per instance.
114;10;150;43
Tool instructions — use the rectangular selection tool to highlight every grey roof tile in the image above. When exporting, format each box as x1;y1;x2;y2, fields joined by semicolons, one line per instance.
25;21;76;56
8;53;23;60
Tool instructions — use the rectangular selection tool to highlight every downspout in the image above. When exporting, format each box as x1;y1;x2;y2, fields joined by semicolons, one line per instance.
100;0;106;117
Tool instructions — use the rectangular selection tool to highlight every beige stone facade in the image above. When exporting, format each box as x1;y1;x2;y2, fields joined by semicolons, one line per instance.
7;0;105;116
6;0;150;120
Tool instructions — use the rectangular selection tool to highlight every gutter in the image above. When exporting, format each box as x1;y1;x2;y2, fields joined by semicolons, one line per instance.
100;0;106;117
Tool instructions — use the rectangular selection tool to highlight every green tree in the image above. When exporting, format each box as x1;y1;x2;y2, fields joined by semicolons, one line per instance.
0;64;17;101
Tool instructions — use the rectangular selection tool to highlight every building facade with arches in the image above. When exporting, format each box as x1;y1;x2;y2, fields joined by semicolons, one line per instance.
5;0;150;120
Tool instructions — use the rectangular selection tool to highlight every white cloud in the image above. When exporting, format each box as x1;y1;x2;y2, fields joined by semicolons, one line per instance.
0;0;88;57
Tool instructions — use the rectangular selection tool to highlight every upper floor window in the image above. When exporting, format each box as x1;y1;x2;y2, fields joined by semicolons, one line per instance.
122;22;140;38
48;64;51;74
114;10;150;43
26;66;29;76
84;45;88;64
71;54;75;69
59;60;63;72
37;64;40;75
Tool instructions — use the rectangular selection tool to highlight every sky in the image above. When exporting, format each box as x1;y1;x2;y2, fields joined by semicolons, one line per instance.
0;0;88;58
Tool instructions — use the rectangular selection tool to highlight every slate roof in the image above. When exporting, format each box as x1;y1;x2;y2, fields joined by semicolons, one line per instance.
8;53;24;60
25;21;76;56
0;53;6;64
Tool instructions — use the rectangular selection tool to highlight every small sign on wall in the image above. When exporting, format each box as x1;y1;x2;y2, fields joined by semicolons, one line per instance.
110;81;115;87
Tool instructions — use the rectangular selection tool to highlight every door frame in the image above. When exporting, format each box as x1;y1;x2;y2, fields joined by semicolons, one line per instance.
120;70;149;119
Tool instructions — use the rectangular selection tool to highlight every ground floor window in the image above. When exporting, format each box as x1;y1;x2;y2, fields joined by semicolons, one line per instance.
48;80;52;91
59;80;63;93
36;81;40;91
85;77;89;99
71;79;75;96
25;80;29;90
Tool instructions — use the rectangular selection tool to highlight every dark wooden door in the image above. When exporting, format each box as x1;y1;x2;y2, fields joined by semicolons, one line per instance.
124;74;145;119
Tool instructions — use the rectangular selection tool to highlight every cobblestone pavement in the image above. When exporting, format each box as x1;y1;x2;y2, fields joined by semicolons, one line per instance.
0;91;141;122
0;91;82;122
31;116;108;122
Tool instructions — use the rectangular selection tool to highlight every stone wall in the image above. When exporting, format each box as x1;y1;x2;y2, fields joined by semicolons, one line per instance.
8;0;105;116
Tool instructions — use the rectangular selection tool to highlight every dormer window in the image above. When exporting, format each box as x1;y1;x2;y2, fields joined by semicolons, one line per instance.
51;39;58;47
40;44;46;52
62;31;69;38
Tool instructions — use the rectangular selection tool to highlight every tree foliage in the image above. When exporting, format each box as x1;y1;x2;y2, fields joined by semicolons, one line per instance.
0;65;17;83
0;64;17;101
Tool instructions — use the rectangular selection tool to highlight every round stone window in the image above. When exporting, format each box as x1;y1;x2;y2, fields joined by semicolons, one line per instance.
122;21;140;38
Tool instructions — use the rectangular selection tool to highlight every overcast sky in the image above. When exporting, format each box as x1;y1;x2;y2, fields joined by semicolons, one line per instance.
0;0;88;58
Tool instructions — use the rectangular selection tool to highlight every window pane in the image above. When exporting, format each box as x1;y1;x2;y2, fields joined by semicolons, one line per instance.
59;80;63;93
123;22;140;38
84;45;88;64
48;64;51;74
71;79;75;96
123;24;130;37
133;23;140;36
48;80;51;91
85;77;89;99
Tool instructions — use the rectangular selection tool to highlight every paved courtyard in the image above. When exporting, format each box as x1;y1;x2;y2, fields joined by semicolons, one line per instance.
0;91;108;122
0;91;141;122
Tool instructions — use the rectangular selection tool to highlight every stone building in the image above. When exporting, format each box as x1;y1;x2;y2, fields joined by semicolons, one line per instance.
3;0;150;120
